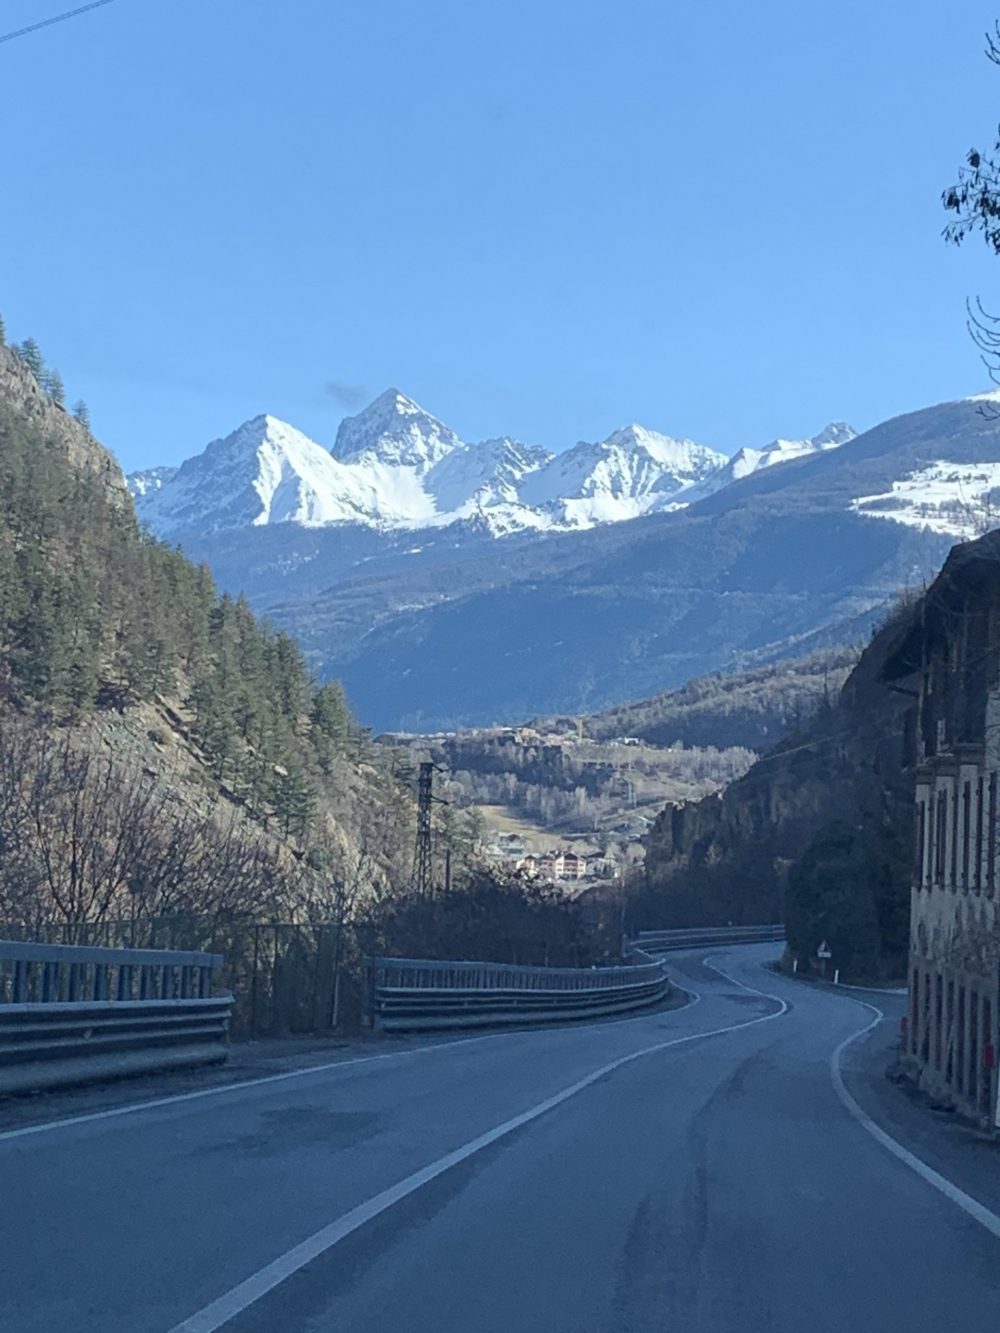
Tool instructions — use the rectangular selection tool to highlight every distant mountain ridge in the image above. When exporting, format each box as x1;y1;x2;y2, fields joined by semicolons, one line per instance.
127;388;854;539
126;385;1000;733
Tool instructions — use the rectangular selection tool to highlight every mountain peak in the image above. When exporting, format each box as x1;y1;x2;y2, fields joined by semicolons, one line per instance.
371;387;422;414
812;421;856;448
332;388;462;469
602;423;725;468
135;414;383;534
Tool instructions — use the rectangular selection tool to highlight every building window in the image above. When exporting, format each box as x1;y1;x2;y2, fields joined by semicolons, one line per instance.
963;781;972;892
957;986;967;1095
970;992;980;1105
990;774;998;897
946;980;955;1085
911;967;920;1055
928;970;938;1061
915;802;926;889
935;792;948;885
951;788;960;891
976;776;986;893
934;973;944;1071
981;999;993;1115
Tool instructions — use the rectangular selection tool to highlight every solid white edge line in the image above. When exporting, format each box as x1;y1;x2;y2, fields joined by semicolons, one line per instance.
830;997;1000;1242
167;969;787;1333
0;1035;500;1145
0;976;704;1146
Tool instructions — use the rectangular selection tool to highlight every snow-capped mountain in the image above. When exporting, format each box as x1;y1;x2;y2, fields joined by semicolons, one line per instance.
517;425;726;528
127;465;177;499
135;415;394;534
132;395;555;537
121;386;1000;733
427;436;551;507
129;388;856;541
332;389;463;470
682;422;856;503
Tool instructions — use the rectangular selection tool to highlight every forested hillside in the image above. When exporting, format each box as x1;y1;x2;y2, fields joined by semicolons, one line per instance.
576;647;859;751
0;335;411;932
405;729;755;841
635;600;919;978
0;331;604;987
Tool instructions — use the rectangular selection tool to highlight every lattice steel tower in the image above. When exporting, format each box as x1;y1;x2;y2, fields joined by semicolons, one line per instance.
410;761;435;896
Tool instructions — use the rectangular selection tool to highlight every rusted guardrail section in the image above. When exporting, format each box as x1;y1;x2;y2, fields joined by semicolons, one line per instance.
0;938;232;1095
369;954;671;1032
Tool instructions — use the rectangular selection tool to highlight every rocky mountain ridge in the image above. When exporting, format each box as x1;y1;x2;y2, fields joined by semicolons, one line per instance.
128;388;853;539
0;342;128;502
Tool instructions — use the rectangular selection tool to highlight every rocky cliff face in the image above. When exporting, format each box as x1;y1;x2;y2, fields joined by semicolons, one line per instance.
639;595;920;974
0;343;128;502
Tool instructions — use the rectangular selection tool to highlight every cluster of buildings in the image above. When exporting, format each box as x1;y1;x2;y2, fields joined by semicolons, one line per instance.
484;832;618;884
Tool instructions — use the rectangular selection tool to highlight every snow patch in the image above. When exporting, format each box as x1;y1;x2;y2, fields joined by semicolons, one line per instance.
852;461;1000;538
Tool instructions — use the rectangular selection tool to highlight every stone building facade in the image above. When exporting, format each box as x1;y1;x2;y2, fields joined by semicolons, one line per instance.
885;538;1000;1122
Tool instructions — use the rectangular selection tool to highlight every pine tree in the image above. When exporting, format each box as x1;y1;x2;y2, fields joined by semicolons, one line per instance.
43;369;65;407
271;763;315;839
72;400;90;430
310;680;350;771
0;313;5;345
17;338;44;381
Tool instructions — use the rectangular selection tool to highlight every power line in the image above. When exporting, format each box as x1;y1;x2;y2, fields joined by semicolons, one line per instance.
0;0;118;46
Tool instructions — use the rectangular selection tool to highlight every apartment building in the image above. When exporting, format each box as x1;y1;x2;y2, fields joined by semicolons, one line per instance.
884;538;1000;1122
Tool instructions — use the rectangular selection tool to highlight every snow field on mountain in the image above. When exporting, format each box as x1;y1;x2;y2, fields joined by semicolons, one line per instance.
129;388;858;539
852;461;1000;538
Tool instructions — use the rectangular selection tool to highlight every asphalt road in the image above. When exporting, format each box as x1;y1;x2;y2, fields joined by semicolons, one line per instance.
3;945;1000;1332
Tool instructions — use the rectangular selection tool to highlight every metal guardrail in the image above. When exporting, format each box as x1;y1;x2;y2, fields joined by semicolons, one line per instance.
630;924;786;953
370;954;671;1032
0;939;232;1095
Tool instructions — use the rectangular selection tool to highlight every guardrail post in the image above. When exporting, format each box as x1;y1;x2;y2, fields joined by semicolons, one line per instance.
362;957;375;1029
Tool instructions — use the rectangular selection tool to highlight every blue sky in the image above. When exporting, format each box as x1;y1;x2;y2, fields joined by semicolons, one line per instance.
3;0;1000;472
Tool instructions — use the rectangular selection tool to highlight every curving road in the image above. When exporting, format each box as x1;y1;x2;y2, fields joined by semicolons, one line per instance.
2;945;999;1332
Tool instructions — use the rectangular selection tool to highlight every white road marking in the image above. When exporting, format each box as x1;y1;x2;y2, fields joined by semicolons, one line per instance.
0;1035;505;1145
831;998;1000;1242
168;971;787;1332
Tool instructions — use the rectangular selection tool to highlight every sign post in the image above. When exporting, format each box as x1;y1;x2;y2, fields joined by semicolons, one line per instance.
817;939;832;980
